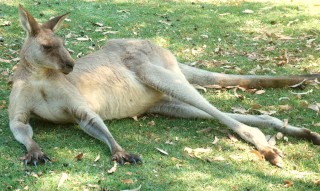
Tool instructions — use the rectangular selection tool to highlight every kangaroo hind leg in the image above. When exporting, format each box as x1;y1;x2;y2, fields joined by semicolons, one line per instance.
128;53;283;167
147;98;320;145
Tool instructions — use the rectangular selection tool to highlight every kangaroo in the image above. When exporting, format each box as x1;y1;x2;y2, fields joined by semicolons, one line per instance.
9;5;320;168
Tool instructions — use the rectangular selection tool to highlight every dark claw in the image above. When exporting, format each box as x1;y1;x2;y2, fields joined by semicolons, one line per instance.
33;160;38;166
136;157;143;164
112;151;142;165
130;158;137;164
43;158;51;164
24;159;28;166
21;151;51;166
119;158;124;165
43;155;51;162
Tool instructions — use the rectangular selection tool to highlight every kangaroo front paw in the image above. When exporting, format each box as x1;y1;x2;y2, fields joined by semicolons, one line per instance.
260;146;283;168
111;151;142;165
21;148;51;166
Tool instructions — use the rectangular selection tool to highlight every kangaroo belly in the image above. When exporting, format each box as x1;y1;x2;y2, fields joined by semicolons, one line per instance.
74;65;163;120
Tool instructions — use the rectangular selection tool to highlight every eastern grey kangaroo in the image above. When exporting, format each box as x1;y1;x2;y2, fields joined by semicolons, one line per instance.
9;5;320;168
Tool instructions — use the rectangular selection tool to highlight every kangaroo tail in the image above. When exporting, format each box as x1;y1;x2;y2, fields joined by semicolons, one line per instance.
179;63;320;89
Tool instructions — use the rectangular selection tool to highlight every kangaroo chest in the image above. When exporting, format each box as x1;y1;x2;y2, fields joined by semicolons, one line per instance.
29;80;75;123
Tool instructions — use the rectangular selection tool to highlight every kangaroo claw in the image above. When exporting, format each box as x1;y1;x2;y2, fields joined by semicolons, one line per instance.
112;151;142;165
21;149;51;166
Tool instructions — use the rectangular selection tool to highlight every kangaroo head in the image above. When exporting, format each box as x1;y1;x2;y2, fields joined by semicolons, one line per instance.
18;5;74;74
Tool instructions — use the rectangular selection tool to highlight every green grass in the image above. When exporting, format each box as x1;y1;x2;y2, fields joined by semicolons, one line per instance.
0;0;319;190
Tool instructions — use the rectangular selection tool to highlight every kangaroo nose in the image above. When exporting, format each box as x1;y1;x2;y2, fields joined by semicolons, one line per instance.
62;60;74;74
65;61;74;69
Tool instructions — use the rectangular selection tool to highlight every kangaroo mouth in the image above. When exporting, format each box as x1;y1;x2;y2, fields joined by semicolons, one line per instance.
61;61;74;74
61;67;73;74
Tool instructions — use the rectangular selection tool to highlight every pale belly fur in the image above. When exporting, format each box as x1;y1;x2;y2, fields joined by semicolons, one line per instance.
30;66;162;123
74;64;163;120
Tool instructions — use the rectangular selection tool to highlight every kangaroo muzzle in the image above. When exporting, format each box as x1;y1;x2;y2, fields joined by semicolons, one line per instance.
61;60;74;74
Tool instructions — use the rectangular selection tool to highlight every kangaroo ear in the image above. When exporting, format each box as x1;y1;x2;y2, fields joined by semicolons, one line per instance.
43;12;70;32
18;4;40;36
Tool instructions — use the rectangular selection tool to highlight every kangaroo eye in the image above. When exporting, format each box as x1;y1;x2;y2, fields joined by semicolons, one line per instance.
42;44;52;50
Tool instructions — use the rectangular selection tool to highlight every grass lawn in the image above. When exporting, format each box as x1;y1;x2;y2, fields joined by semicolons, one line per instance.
0;0;319;190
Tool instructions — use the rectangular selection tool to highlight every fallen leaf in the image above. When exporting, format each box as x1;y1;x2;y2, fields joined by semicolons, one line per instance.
155;147;168;155
107;162;118;174
204;84;222;89
314;179;320;186
184;147;211;157
121;179;134;184
94;22;104;27
212;136;219;144
77;52;84;58
300;100;309;108
11;57;20;62
94;154;100;163
256;110;277;115
279;97;290;101
233;88;245;100
0;100;6;110
313;123;320;127
0;58;11;63
308;103;320;112
283;180;294;187
121;185;142;191
255;90;266;95
0;21;11;26
242;9;254;14
232;107;248;114
251;104;262;109
193;148;211;153
184;147;193;154
276;132;284;140
76;37;90;41
290;89;313;95
276;34;295;40
279;104;293;111
212;156;226;161
200;34;209;39
193;84;207;92
148;121;155;126
102;31;119;35
165;137;174;145
57;173;68;189
132;116;138;121
228;133;239;142
75;153;84;161
229;155;243;161
219;13;230;16
197;127;212;134
30;172;39;179
117;9;130;13
283;119;289;128
268;135;277;146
